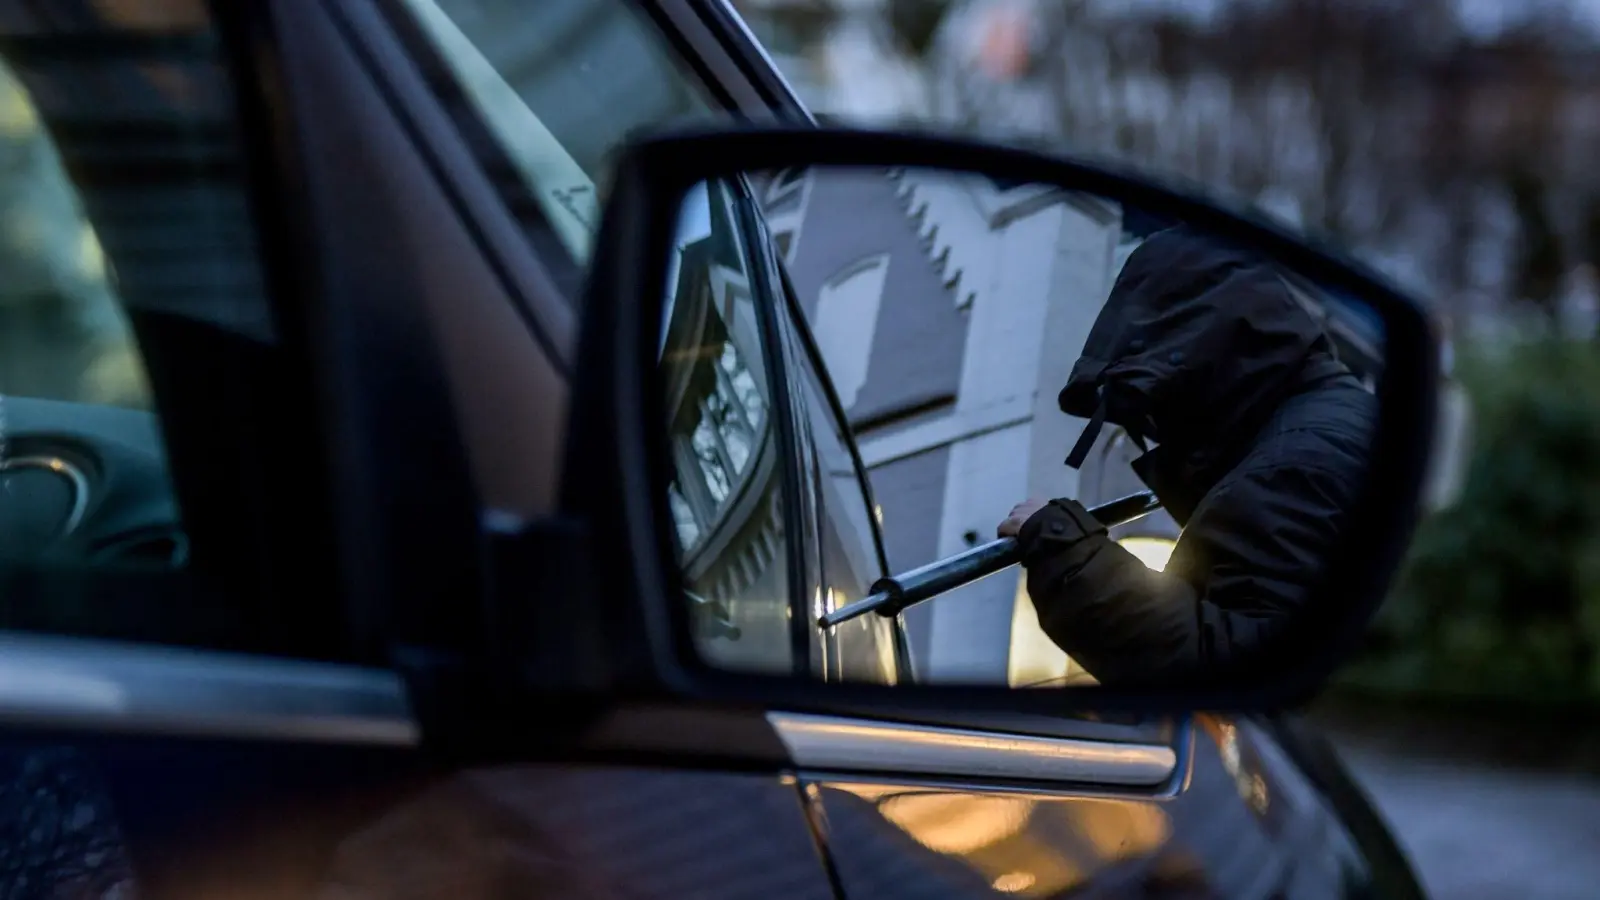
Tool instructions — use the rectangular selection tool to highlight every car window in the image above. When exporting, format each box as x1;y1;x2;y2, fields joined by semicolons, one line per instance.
0;57;148;409
659;179;796;675
391;0;716;299
0;3;329;659
780;304;899;686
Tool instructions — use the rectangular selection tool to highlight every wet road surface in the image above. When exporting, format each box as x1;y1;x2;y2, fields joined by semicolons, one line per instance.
1317;706;1600;900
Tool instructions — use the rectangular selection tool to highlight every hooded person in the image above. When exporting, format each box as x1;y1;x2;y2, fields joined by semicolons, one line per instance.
995;224;1376;687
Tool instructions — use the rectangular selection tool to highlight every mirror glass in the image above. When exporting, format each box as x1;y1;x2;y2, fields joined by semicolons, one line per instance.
656;165;1390;691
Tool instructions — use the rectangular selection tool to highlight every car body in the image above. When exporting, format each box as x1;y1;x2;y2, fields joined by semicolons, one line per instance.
0;0;1423;897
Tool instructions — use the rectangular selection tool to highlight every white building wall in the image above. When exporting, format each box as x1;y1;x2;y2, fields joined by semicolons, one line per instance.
912;192;1125;683
1022;199;1124;506
1008;199;1125;686
926;422;1036;682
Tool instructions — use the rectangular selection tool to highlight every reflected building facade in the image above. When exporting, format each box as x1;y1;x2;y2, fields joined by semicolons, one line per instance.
760;166;1385;685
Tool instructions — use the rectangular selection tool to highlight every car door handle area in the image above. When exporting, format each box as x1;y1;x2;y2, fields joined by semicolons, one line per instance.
768;712;1180;788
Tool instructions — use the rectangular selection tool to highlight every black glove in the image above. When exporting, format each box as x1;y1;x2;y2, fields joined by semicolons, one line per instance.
1016;498;1108;578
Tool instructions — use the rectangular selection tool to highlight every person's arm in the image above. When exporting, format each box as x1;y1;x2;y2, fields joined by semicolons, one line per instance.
1015;463;1355;686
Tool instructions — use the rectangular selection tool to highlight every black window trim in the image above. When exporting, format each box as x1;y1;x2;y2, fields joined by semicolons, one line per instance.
775;273;891;582
779;270;915;681
723;176;814;677
742;190;915;680
768;294;837;680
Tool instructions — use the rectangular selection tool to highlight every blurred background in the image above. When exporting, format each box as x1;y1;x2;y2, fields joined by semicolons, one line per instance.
729;0;1600;895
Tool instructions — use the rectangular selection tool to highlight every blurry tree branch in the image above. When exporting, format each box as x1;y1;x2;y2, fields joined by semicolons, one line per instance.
733;0;1600;328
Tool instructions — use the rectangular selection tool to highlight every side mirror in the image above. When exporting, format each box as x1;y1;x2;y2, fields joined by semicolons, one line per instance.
566;126;1438;712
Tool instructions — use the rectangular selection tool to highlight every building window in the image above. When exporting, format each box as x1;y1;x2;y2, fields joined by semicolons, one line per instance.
812;254;890;411
678;337;768;519
689;415;734;504
668;481;701;548
720;342;766;430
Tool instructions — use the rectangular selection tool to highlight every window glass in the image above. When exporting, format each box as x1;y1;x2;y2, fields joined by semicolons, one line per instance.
0;2;299;655
394;0;715;293
0;50;148;408
786;318;898;685
660;179;795;674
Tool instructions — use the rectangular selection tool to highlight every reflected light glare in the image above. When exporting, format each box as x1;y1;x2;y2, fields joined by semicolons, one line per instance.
79;226;107;279
1118;537;1175;572
1070;801;1172;860
835;783;899;803
0;80;38;138
993;871;1037;893
1248;773;1270;814
878;793;1033;855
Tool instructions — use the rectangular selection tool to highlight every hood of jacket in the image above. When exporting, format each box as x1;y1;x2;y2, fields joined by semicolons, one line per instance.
1059;225;1348;480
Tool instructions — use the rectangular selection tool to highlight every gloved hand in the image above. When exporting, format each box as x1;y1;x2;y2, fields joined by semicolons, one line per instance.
998;497;1108;570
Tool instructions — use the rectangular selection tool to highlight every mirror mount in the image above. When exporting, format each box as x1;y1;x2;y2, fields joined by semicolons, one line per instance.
393;513;612;765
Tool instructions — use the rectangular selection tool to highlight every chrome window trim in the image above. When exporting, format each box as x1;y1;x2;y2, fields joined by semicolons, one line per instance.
769;711;1177;786
0;633;417;746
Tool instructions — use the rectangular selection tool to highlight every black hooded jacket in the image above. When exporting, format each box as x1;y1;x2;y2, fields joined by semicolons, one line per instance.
1017;226;1376;687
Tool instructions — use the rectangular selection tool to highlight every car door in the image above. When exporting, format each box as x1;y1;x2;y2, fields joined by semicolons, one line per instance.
281;2;842;898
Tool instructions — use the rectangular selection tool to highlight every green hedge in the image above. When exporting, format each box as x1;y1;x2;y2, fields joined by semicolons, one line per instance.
1340;337;1600;708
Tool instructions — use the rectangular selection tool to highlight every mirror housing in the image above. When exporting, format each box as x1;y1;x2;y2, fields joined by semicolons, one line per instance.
565;125;1439;713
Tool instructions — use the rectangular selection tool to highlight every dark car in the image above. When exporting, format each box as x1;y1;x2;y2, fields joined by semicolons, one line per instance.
0;1;1425;898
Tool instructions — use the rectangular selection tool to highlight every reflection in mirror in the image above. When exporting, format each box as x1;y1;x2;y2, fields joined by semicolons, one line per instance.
784;315;900;686
658;179;795;675
661;165;1387;690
